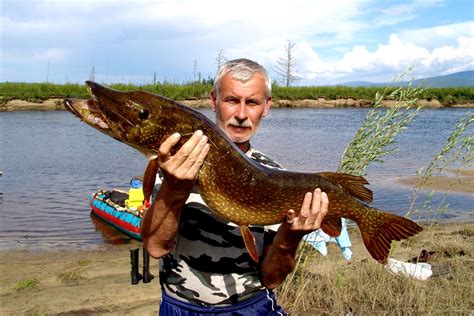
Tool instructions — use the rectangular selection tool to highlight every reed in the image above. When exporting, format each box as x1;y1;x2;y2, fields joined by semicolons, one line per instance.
406;112;473;222
338;83;423;176
276;80;473;314
277;81;423;312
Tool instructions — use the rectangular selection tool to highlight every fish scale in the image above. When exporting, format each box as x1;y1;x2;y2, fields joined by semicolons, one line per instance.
64;81;423;263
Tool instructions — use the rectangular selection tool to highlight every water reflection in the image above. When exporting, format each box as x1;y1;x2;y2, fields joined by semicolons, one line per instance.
89;212;134;245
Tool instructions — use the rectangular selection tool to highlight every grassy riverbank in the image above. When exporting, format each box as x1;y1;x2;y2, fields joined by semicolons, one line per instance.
278;221;474;314
1;82;473;109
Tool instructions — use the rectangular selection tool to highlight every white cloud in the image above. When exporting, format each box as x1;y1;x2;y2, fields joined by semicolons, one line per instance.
1;0;472;84
335;45;373;72
280;23;473;84
1;0;370;80
371;34;430;70
398;21;474;49
422;36;474;74
296;42;332;77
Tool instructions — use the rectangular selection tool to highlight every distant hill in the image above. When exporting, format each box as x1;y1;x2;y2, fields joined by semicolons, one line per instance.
339;70;474;88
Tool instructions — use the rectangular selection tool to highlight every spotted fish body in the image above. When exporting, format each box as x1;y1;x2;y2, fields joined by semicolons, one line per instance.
64;81;422;263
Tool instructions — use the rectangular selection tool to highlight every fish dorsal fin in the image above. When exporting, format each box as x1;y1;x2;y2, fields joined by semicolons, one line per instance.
318;172;373;204
321;216;342;237
240;226;259;263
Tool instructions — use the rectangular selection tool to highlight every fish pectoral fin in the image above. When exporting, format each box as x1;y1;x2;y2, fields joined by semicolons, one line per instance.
320;217;342;237
318;172;373;204
143;158;159;203
240;226;259;263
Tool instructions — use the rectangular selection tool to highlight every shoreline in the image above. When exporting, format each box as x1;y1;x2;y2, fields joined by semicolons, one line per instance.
395;169;474;195
1;97;474;112
1;221;472;315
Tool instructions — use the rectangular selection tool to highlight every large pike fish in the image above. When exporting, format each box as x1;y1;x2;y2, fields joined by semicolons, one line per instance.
65;81;422;264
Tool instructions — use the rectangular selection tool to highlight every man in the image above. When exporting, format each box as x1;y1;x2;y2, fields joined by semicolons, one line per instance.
141;59;328;315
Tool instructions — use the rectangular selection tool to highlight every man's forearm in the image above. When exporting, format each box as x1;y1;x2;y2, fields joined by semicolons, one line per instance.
260;224;304;289
141;185;188;258
261;188;329;288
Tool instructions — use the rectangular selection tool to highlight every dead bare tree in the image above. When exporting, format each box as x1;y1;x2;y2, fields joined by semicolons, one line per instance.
273;40;301;87
189;60;202;83
89;65;95;82
193;60;198;82
216;49;227;71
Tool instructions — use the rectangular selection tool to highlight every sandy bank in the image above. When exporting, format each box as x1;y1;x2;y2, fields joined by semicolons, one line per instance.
396;169;474;194
0;242;160;315
1;222;472;315
2;97;473;112
1;98;65;112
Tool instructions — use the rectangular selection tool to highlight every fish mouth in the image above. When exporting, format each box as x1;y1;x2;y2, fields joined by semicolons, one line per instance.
64;96;157;158
64;98;111;131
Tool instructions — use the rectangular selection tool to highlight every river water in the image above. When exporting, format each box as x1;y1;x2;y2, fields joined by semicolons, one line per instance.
0;108;472;251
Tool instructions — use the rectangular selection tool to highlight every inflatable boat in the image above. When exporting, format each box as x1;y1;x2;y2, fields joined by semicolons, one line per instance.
89;189;143;240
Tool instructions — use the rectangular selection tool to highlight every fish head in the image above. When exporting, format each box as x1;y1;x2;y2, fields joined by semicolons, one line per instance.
84;81;183;158
86;81;144;137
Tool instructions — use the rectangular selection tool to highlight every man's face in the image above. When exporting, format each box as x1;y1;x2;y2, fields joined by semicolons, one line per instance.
211;73;271;148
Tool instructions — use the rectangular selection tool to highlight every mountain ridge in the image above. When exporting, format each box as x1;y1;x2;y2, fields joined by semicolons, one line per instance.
339;70;474;88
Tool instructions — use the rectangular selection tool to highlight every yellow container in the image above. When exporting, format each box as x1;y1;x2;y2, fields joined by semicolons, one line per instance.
125;187;144;208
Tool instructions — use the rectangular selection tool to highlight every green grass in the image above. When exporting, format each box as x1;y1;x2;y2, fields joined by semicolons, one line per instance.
1;82;472;106
0;82;212;104
15;278;39;291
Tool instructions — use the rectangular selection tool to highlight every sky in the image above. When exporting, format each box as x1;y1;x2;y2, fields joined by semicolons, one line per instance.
1;0;473;85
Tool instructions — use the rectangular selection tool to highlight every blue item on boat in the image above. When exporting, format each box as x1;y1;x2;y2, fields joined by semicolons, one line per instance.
130;179;143;189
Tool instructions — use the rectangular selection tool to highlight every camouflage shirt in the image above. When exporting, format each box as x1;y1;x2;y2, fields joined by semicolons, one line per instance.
158;147;283;306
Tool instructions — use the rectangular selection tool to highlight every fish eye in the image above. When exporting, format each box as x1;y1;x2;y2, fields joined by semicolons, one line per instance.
138;109;149;120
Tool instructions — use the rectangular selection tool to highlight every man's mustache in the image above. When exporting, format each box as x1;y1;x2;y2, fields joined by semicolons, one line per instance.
226;118;253;128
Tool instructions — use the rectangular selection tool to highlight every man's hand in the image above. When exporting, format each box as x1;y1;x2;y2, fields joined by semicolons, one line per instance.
272;188;329;250
285;188;329;236
141;130;210;258
157;130;210;196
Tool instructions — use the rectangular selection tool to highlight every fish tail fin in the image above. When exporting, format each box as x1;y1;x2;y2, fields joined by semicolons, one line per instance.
359;207;423;264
